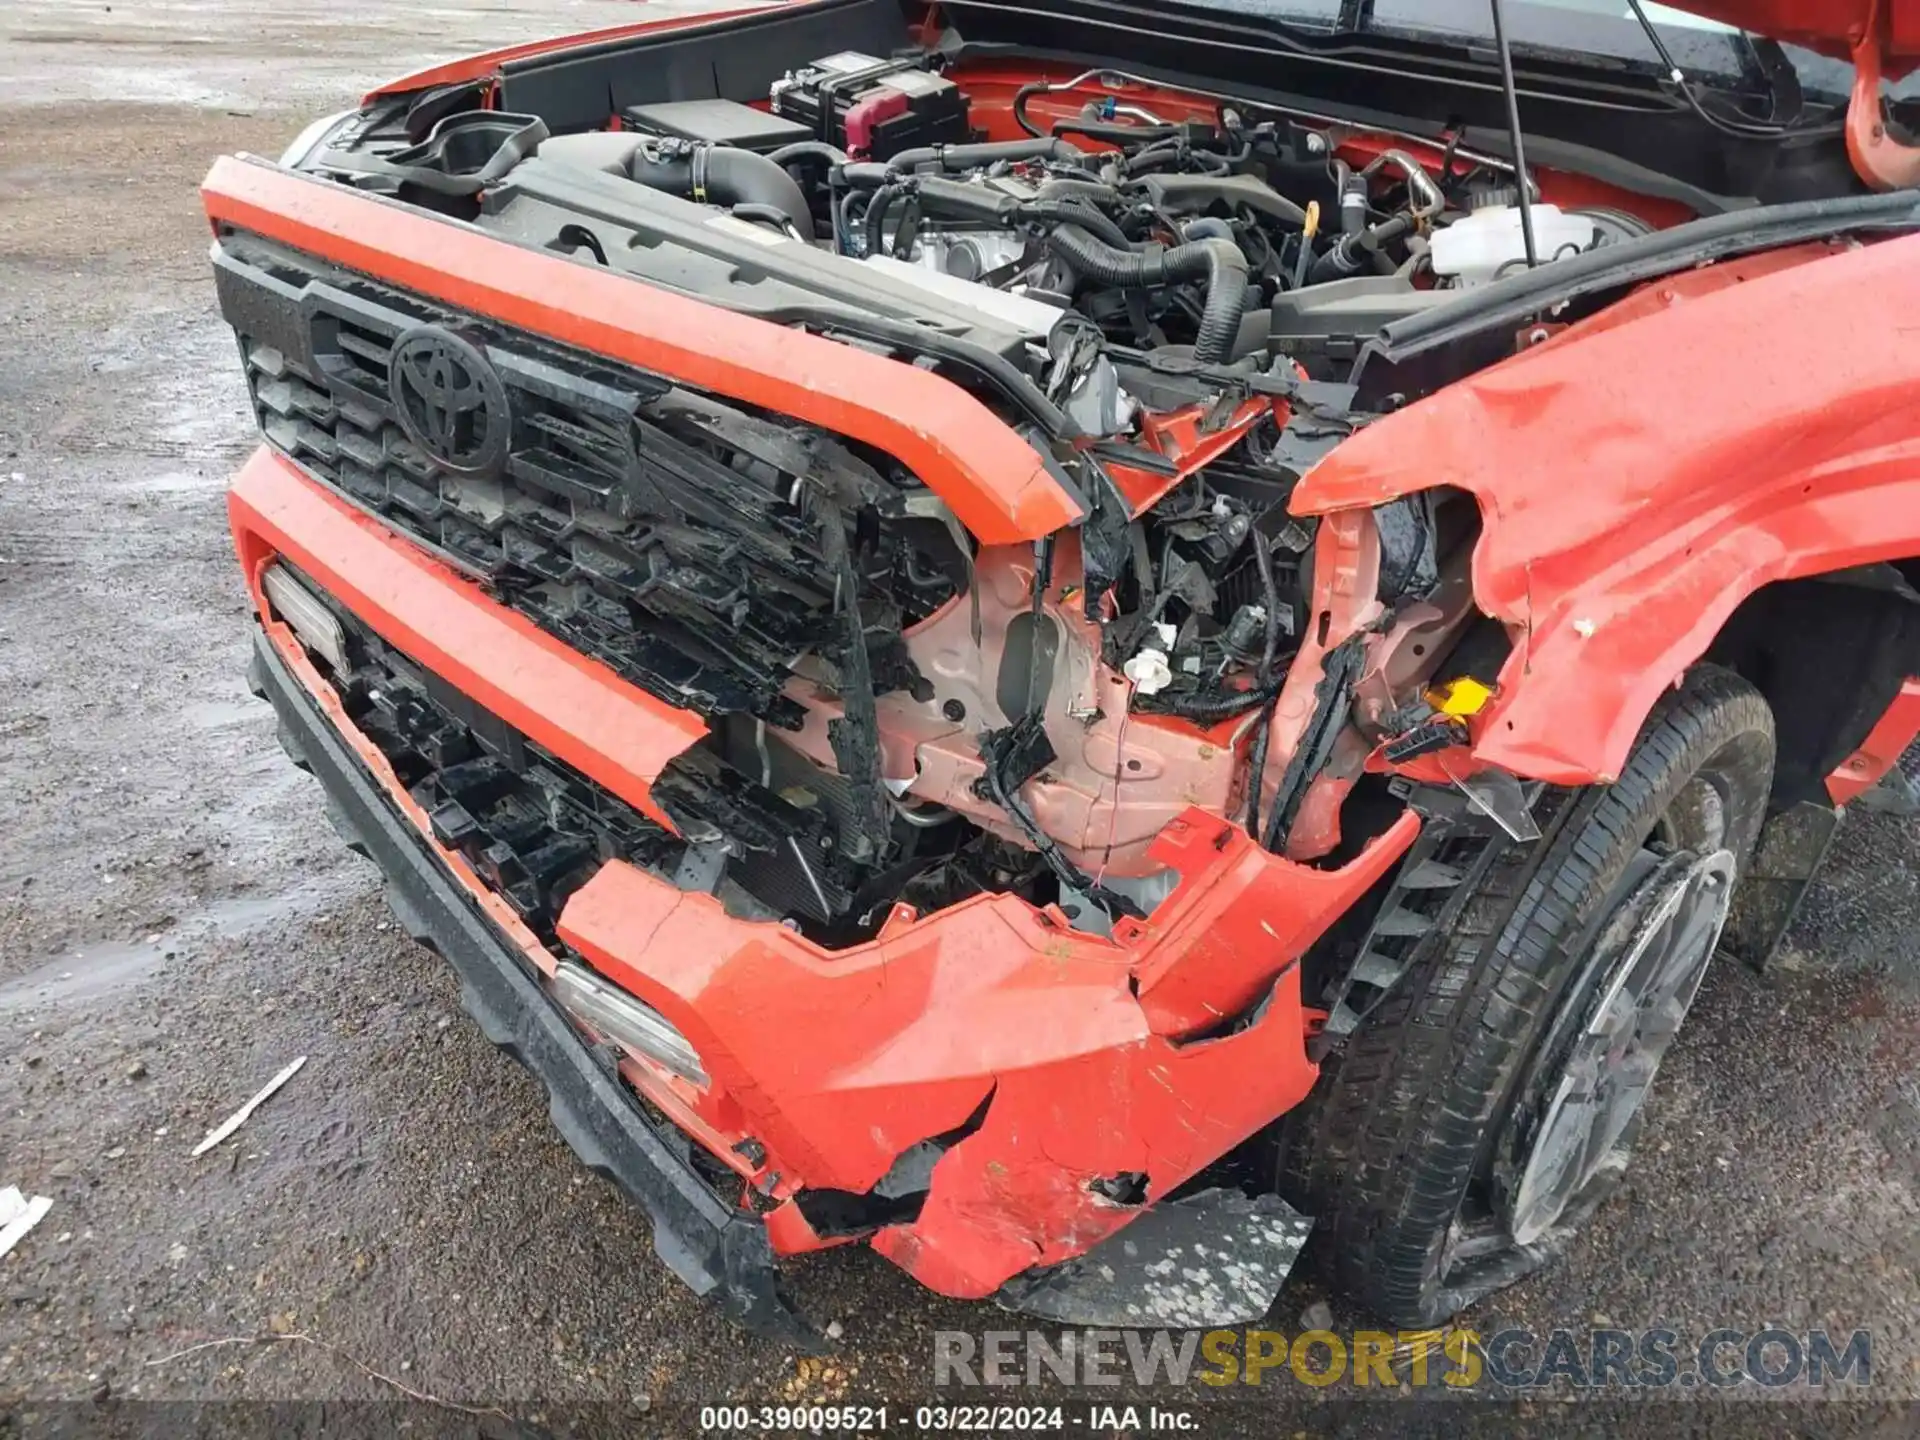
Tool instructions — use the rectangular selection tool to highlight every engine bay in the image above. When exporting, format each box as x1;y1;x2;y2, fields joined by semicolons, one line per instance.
274;34;1662;946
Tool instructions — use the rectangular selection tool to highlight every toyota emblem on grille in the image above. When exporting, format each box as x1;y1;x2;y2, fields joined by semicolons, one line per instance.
388;327;511;476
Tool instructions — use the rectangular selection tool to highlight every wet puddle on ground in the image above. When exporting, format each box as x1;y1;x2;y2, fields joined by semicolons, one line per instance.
0;878;351;1014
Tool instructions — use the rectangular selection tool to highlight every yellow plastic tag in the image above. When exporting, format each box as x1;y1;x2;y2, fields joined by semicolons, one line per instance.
1429;678;1495;718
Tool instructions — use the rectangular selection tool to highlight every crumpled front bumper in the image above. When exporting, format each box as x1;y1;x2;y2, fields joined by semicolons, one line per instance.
245;628;820;1345
232;445;1419;1334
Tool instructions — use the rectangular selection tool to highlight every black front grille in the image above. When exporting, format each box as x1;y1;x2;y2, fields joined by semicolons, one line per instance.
321;593;683;947
318;577;884;935
215;231;956;732
284;566;872;933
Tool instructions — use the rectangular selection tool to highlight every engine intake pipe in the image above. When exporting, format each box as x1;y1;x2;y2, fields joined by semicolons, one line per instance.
884;136;1085;175
1046;224;1250;364
627;142;813;237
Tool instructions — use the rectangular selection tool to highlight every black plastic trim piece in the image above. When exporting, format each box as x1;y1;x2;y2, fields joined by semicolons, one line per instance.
1723;800;1844;974
246;628;823;1350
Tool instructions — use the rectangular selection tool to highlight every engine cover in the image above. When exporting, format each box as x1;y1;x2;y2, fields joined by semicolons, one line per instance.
482;158;1051;364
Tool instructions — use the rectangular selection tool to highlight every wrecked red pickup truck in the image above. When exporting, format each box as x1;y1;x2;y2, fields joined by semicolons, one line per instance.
207;0;1920;1341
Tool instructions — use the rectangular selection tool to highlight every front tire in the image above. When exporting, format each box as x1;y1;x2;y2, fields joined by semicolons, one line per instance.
1277;665;1775;1326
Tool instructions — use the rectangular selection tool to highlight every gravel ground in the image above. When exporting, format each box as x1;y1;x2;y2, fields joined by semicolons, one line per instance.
0;3;1915;1432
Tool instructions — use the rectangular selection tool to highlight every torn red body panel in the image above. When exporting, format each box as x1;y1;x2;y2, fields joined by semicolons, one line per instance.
1295;232;1920;788
205;0;1920;1343
232;446;1408;1300
561;811;1393;1297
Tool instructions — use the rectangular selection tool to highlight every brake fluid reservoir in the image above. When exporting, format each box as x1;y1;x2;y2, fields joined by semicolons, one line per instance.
1430;200;1596;288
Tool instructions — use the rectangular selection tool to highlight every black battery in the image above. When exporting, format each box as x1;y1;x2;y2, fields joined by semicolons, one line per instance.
769;51;971;161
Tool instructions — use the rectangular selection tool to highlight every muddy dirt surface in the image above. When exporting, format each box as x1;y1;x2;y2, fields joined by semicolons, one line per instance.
1;2;1916;1432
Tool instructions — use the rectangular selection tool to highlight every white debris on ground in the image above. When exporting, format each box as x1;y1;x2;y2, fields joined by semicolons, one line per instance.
0;1185;54;1260
190;1056;308;1158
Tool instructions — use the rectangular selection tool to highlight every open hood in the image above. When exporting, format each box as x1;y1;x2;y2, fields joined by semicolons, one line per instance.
1670;0;1920;185
930;0;1918;76
1664;0;1918;69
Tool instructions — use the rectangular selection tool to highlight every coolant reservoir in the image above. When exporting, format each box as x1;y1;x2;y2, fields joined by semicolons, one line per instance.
1430;199;1596;288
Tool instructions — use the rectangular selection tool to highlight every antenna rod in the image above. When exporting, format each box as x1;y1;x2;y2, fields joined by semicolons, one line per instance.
1487;0;1539;267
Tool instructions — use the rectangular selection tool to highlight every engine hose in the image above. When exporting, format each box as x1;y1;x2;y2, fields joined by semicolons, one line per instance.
830;186;854;255
836;161;892;191
1050;118;1182;148
1124;146;1183;177
1014;199;1134;252
627;143;813;236
731;201;804;236
885;137;1084;175
1305;212;1416;285
1035;177;1123;208
1046;224;1250;363
1123;142;1230;179
865;182;911;257
1012;82;1051;138
766;140;850;169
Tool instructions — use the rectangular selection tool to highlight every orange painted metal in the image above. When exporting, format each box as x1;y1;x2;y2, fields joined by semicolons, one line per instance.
1828;678;1920;805
558;807;1378;1295
1847;0;1920;189
1122;805;1418;1035
230;448;1389;1298
1530;242;1846;343
1295;230;1920;789
200;158;1083;548
1667;0;1920;70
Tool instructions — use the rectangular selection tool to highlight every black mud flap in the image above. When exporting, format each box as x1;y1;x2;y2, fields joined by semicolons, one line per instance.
1724;800;1844;973
995;1190;1313;1329
248;630;824;1351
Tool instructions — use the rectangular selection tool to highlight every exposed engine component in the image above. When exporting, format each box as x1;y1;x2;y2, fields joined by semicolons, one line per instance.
619;98;814;154
301;45;1601;942
914;226;1029;284
523;130;816;236
770;52;971;161
492;52;1623;417
1430;198;1597;287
